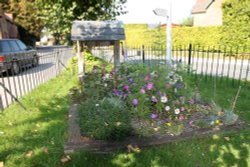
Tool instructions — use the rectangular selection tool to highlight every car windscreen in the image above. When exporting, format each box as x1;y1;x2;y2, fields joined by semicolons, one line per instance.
0;41;12;52
9;40;20;51
17;40;27;50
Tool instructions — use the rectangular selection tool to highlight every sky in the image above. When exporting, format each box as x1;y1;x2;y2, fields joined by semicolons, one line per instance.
116;0;197;24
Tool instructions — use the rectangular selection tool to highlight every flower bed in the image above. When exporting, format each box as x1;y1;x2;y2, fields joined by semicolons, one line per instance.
75;62;239;140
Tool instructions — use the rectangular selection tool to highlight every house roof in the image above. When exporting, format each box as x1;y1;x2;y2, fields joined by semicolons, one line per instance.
192;0;215;14
71;21;125;41
160;23;180;28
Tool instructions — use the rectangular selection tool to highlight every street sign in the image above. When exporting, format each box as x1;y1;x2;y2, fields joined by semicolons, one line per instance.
153;8;167;17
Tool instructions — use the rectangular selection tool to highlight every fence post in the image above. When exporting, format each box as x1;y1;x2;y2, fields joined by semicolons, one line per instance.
56;50;60;75
0;95;3;111
188;44;192;74
142;45;145;64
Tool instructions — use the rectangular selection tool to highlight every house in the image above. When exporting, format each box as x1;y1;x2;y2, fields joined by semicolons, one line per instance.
192;0;223;26
0;7;19;39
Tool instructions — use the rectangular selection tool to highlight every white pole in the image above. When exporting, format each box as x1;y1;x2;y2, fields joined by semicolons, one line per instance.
166;0;172;65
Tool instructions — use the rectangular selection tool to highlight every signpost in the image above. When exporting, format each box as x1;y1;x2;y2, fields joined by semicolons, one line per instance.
153;1;172;65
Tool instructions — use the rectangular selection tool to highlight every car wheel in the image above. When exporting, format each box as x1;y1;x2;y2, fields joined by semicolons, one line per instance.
11;61;20;75
32;56;39;67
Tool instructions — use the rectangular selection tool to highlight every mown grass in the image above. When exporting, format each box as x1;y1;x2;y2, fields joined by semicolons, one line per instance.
0;69;78;167
0;57;249;167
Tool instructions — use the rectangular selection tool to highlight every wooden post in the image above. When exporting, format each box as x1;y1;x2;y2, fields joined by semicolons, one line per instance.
114;40;120;70
77;41;85;81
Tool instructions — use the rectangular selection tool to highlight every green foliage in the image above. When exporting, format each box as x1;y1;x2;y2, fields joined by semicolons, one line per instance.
0;54;250;166
221;0;250;47
67;56;78;74
124;24;152;47
85;51;98;61
78;98;132;140
124;24;222;48
38;0;127;44
1;0;127;45
0;69;77;167
181;17;194;27
39;2;76;44
1;0;43;45
173;27;222;47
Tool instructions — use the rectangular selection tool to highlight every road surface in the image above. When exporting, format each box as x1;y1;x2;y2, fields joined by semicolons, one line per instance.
0;46;74;110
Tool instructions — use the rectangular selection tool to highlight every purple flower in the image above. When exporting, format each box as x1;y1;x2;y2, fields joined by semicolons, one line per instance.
147;83;154;90
181;107;185;112
132;98;139;106
152;96;158;103
123;85;130;92
151;113;158;119
189;99;195;105
140;88;146;94
158;91;163;97
177;83;183;89
128;78;134;84
113;89;121;96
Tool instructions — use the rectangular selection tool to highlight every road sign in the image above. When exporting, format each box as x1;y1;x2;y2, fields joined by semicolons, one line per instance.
153;8;167;17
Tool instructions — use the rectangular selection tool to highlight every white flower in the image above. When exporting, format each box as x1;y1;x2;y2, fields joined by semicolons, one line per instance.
104;83;108;87
174;108;180;115
95;104;99;107
105;73;110;79
165;106;170;111
161;96;168;103
150;71;156;76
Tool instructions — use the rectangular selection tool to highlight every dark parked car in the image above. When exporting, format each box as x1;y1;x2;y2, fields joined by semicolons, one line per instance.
0;39;39;75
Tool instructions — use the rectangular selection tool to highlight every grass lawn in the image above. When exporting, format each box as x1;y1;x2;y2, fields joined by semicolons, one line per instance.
0;58;249;167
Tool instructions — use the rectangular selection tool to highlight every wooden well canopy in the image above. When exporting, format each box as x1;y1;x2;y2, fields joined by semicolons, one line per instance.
71;20;125;79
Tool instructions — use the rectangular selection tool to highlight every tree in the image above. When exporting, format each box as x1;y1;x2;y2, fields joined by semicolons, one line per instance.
1;0;43;45
181;17;193;27
221;0;250;47
38;0;127;44
1;0;127;44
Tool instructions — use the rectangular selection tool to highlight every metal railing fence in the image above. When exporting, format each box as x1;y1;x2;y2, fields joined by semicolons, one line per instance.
91;44;250;85
0;47;73;110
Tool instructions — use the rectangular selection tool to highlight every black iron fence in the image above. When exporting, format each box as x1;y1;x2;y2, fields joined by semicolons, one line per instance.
92;44;250;85
0;46;73;110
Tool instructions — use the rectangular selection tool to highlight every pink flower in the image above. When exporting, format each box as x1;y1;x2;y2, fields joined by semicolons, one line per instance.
140;88;146;94
123;85;129;91
147;83;154;90
144;75;150;81
179;115;185;121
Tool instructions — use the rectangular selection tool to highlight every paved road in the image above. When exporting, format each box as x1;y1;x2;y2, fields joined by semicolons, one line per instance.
92;47;250;81
0;46;74;110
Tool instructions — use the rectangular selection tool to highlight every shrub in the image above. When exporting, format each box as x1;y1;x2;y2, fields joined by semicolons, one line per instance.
78;98;133;140
124;24;223;48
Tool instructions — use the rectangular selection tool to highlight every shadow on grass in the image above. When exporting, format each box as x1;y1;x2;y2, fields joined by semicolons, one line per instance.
0;71;77;167
0;95;70;167
61;129;249;167
0;71;249;167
